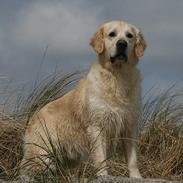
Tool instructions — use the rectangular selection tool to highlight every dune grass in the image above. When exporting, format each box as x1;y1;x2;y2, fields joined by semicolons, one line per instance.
0;71;183;182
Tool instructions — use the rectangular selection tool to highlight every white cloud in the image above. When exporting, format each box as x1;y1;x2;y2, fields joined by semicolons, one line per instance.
14;1;101;54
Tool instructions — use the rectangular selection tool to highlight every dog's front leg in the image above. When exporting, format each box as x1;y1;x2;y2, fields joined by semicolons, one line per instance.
124;135;142;178
88;126;108;176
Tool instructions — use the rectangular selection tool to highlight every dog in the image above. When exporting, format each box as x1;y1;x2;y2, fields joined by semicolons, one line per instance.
20;20;146;178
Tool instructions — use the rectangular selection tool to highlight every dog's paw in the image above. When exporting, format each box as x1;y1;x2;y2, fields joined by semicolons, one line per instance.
129;169;142;178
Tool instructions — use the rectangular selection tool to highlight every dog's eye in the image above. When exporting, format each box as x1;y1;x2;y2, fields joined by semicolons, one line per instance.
126;32;133;39
108;31;116;37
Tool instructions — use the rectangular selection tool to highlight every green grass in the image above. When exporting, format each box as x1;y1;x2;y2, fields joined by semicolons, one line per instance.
0;71;183;182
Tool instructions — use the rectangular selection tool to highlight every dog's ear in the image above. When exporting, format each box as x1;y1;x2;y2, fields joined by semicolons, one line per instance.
135;30;147;58
90;27;104;54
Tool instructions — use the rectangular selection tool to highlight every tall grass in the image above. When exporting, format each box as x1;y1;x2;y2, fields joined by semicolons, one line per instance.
0;71;183;182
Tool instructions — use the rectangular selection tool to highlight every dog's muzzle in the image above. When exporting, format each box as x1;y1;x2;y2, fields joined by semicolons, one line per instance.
110;39;128;63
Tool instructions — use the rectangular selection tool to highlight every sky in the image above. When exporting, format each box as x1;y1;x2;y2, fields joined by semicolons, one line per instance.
0;0;183;98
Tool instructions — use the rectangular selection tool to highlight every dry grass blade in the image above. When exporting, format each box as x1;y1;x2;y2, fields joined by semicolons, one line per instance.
138;86;183;181
0;119;24;180
21;70;85;123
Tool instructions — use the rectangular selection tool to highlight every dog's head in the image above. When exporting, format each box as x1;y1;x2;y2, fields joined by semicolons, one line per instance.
90;20;147;68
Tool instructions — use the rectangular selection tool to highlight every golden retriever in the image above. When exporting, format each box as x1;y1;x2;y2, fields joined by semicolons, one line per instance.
20;20;146;178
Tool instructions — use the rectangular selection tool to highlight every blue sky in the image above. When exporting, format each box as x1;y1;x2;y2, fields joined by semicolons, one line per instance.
0;0;183;97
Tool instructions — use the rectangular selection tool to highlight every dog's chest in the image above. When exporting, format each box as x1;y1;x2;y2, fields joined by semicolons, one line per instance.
88;94;138;153
87;67;141;136
88;93;138;130
88;79;139;124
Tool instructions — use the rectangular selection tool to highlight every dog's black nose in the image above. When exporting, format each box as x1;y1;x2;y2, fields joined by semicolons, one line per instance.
116;39;127;50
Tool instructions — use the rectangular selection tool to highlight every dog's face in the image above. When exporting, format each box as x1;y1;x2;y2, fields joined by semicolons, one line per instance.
90;21;147;67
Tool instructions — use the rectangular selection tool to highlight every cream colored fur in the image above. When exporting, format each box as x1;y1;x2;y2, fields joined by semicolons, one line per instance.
20;20;146;178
